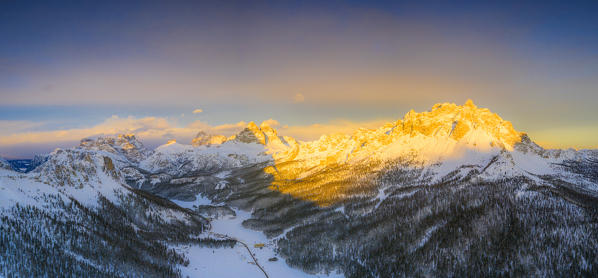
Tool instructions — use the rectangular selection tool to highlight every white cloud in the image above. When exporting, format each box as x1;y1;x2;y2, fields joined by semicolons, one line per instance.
0;116;254;156
0;116;175;147
528;125;598;150
2;114;594;159
261;118;280;127
0;115;395;156
293;93;305;103
277;119;392;141
186;120;247;135
0;120;46;133
192;108;203;114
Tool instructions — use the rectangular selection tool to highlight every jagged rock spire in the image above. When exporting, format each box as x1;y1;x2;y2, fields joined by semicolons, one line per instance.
191;131;227;146
79;134;151;163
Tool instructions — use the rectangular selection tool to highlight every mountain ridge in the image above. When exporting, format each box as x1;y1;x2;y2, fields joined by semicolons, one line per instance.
190;100;538;165
1;99;598;277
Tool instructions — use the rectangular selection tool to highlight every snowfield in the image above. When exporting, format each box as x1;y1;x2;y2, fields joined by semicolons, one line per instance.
174;196;343;278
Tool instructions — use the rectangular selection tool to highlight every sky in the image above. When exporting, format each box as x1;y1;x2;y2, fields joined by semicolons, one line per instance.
1;0;598;158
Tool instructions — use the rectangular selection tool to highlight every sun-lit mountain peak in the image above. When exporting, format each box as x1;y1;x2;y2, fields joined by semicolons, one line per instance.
266;100;537;206
394;99;522;149
246;121;261;132
227;120;290;152
166;139;177;145
464;98;477;108
235;121;267;144
258;121;279;139
187;101;525;172
269;100;527;177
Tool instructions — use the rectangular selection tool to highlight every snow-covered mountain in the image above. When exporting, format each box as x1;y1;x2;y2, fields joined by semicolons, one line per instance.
180;99;593;206
179;100;589;187
0;134;212;277
0;157;13;171
1;100;597;277
267;99;583;170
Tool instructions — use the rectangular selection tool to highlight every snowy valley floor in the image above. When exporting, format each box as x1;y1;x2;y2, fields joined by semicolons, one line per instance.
173;196;344;278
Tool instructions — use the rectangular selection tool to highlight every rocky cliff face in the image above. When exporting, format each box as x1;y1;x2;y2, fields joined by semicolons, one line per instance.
272;100;525;166
0;157;14;171
191;131;228;146
79;134;152;163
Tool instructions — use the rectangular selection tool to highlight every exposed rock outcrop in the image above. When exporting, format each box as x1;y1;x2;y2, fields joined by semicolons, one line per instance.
191;131;228;146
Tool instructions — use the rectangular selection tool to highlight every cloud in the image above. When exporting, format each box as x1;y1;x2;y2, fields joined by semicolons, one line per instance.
192;108;203;114
2;111;597;159
528;125;598;150
0;116;174;147
0;120;46;133
261;119;280;127
293;93;305;103
0;115;254;155
186;120;247;135
0;114;396;158
277;119;391;141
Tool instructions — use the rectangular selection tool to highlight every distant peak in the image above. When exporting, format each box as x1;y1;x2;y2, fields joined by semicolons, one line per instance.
77;133;150;163
235;122;266;144
247;121;260;131
232;119;291;149
117;134;137;141
191;131;227;146
464;99;477;108
0;157;14;171
80;133;143;148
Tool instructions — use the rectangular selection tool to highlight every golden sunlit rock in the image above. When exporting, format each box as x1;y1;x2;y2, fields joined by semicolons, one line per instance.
191;131;228;146
265;99;524;206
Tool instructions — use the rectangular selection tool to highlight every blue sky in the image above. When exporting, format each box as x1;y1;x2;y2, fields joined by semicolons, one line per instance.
1;0;598;157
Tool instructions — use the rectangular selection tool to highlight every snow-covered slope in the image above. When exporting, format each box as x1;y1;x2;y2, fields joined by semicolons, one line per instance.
138;139;272;178
0;135;211;277
2;99;597;277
